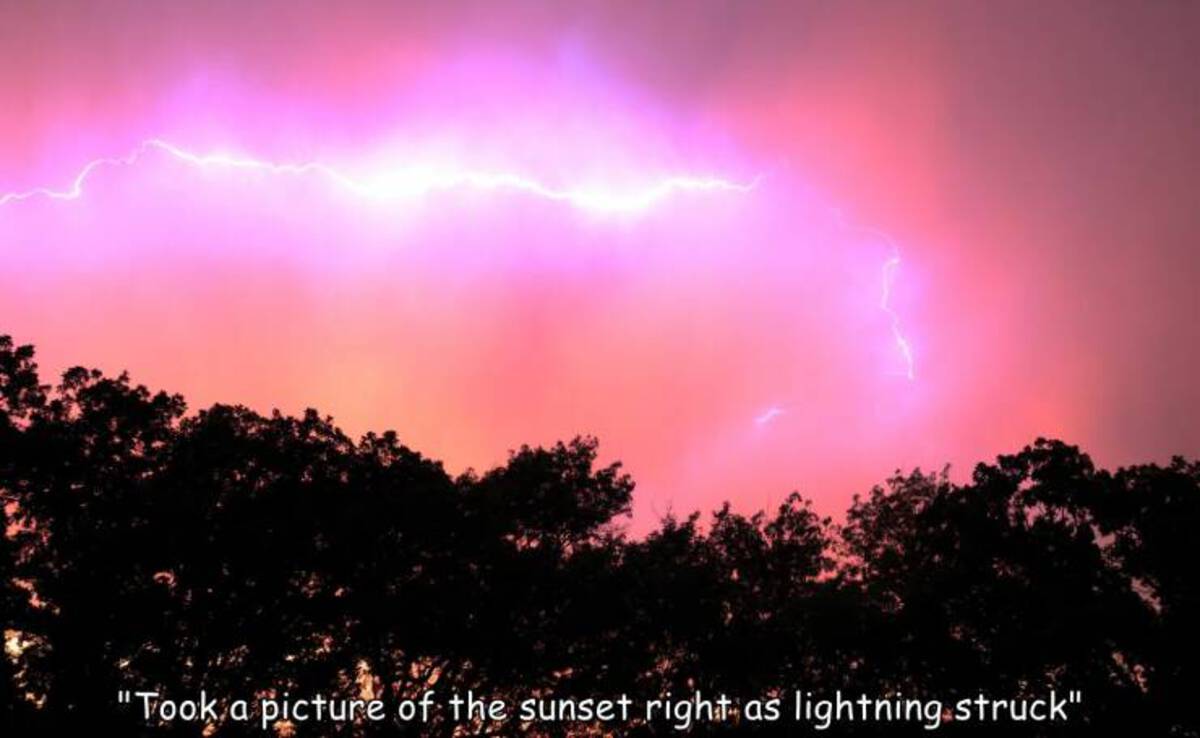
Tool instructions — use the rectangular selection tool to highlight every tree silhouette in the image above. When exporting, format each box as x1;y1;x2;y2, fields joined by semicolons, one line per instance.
1;334;1197;736
840;445;1159;735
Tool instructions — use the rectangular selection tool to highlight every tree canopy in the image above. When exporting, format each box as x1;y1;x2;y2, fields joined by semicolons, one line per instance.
1;335;1196;735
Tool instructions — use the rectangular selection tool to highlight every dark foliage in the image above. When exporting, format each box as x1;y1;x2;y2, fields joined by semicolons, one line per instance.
1;335;1196;736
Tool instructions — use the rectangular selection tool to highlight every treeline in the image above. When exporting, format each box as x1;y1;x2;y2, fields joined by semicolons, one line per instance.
1;334;1197;736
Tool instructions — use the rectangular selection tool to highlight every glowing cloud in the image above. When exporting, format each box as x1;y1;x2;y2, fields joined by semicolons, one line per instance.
0;134;917;433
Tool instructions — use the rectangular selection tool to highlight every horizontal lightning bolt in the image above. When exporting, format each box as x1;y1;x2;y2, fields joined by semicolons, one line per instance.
0;138;916;408
0;138;757;214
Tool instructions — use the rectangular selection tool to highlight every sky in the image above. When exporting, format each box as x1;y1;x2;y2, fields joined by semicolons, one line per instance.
2;1;1198;525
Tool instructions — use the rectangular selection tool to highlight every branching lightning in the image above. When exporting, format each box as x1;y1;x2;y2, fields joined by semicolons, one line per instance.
0;138;756;214
1;139;917;423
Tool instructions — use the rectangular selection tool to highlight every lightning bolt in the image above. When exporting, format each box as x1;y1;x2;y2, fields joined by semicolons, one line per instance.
0;138;756;214
881;249;915;381
0;139;916;402
754;405;786;426
751;208;917;428
833;217;916;382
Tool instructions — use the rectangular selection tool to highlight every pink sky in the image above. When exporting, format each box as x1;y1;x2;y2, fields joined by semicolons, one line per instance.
2;1;1198;526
